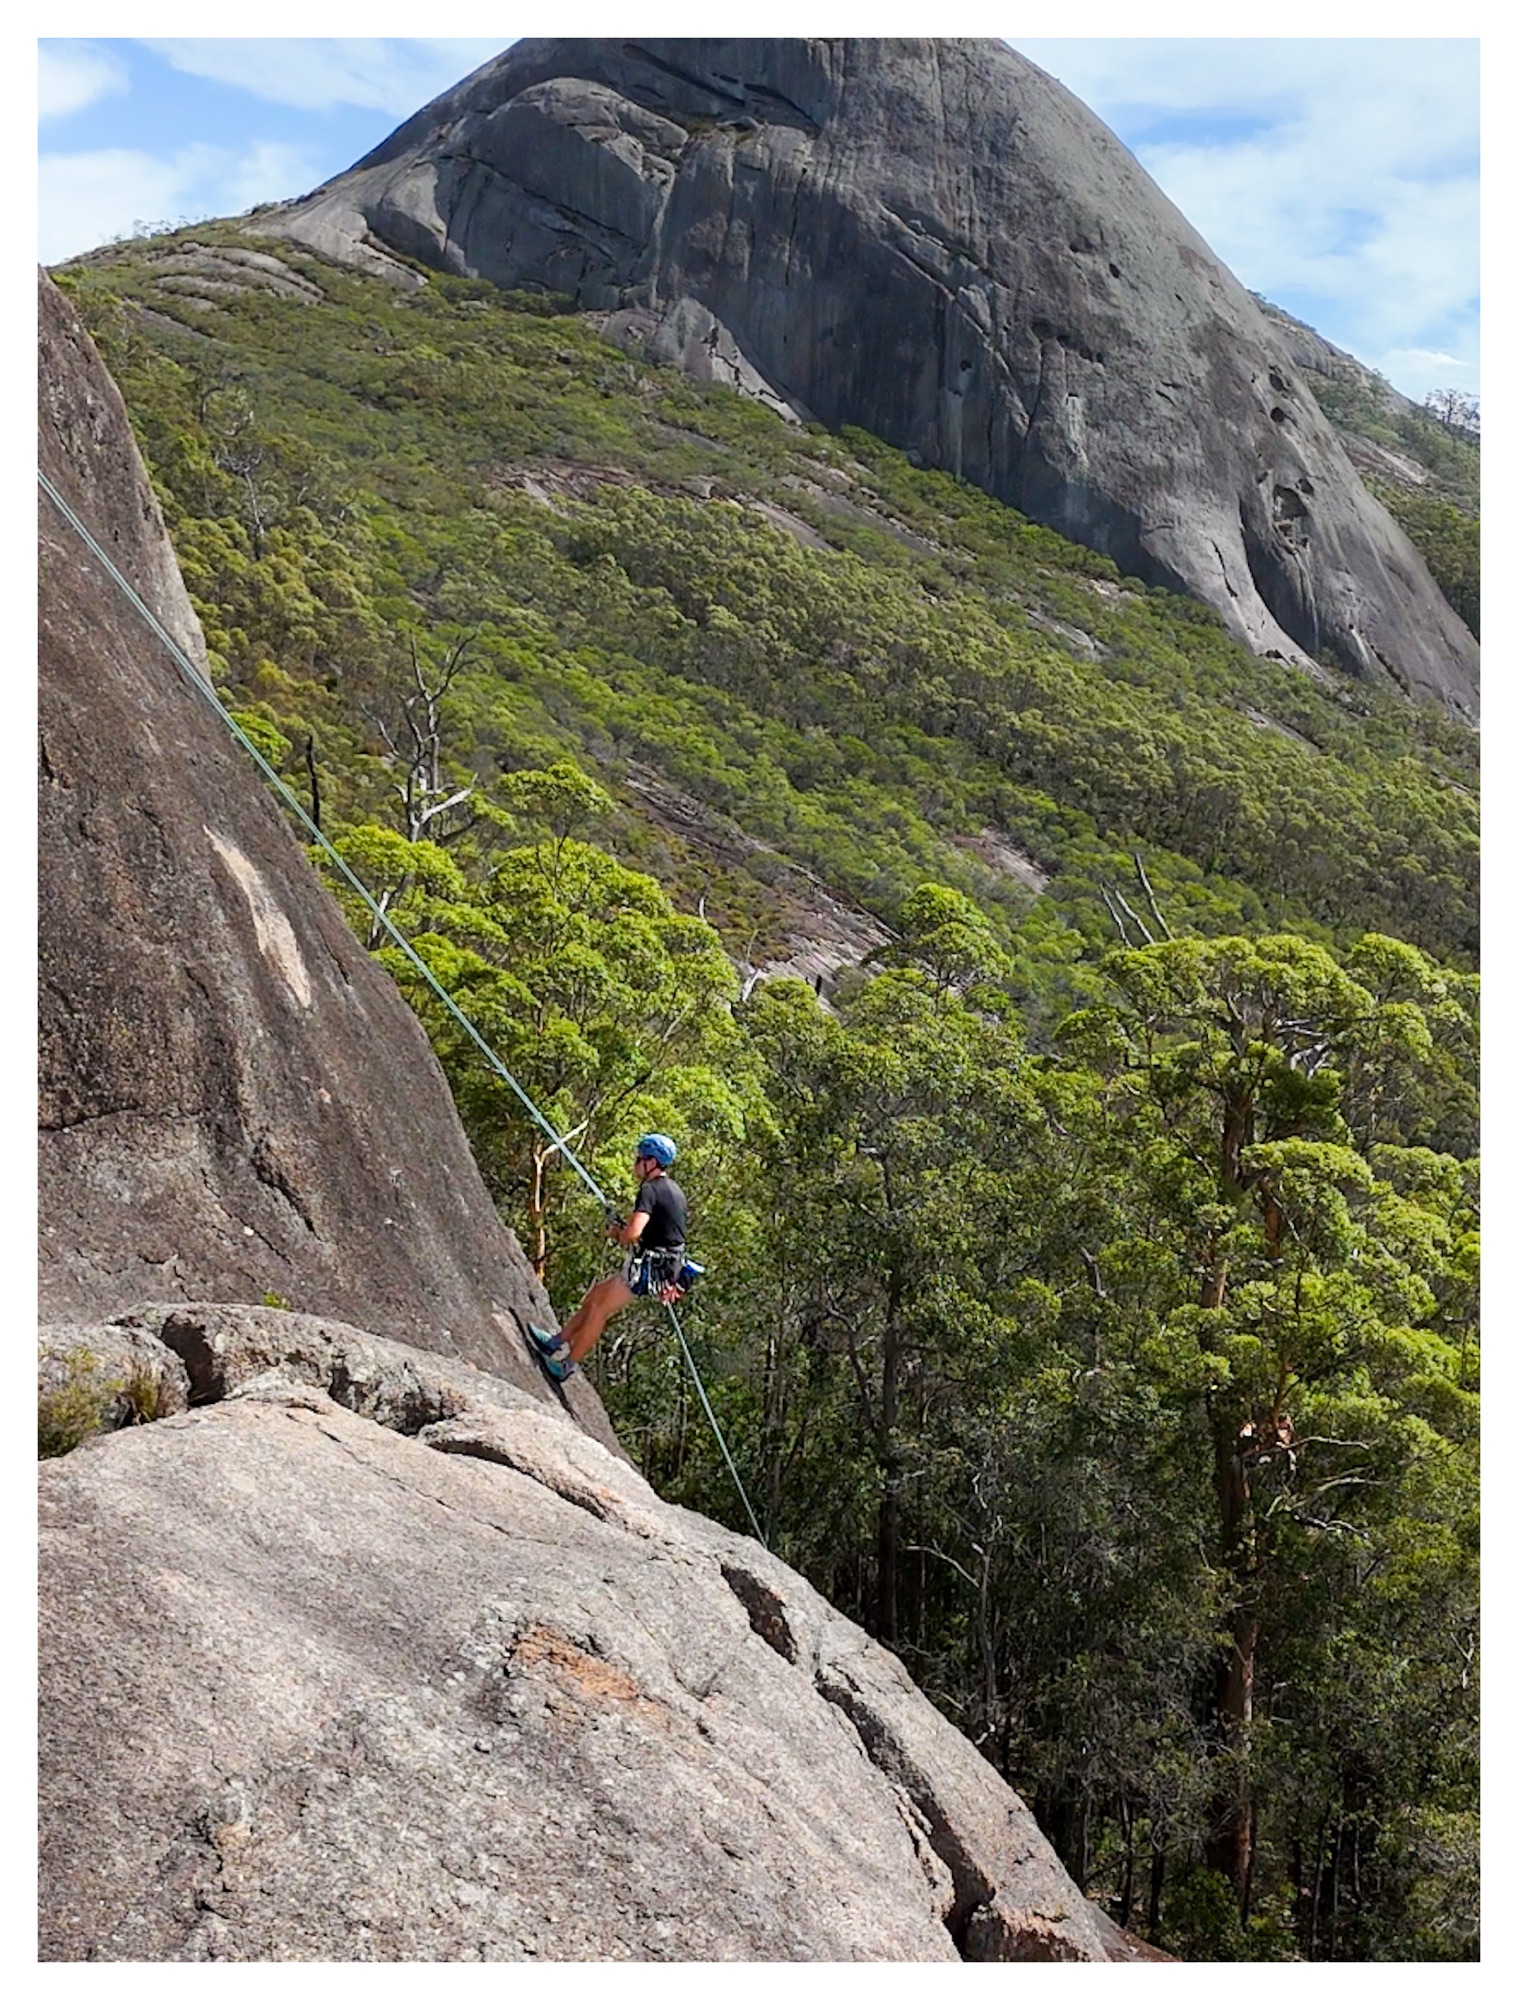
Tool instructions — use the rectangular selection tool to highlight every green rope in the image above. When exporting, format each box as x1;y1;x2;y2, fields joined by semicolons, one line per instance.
40;463;768;1548
663;1299;766;1544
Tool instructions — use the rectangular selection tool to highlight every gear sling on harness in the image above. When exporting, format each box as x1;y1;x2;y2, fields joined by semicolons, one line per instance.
623;1247;707;1300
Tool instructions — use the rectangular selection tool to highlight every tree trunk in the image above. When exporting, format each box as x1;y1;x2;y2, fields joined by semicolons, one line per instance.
1117;1797;1136;1928
1205;1417;1258;1911
1261;1184;1286;1262
528;1145;549;1277
1147;1825;1167;1939
762;1322;785;1524
1040;1782;1090;1891
900;1512;923;1651
1309;1818;1327;1960
1200;1255;1229;1311
977;1543;997;1743
1220;1092;1253;1191
874;1278;903;1644
303;735;321;832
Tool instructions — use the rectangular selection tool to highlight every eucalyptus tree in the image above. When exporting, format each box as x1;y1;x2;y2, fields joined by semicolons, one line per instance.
1057;933;1478;1937
326;761;744;1282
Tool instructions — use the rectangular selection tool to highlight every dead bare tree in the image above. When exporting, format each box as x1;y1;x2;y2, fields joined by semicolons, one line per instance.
207;387;272;558
370;631;480;846
1131;850;1174;940
354;631;482;948
1101;853;1174;947
1100;879;1154;947
1422;388;1480;438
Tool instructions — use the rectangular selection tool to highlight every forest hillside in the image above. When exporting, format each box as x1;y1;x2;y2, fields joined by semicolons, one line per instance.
47;104;1481;1956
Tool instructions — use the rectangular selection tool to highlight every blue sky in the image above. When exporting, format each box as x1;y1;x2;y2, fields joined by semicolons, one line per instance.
37;26;1480;403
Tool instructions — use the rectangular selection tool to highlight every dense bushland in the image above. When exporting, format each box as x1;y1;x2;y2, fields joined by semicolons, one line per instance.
60;241;1478;1004
55;237;1478;1959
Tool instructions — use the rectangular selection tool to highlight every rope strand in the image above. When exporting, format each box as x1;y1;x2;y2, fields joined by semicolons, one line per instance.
40;464;767;1547
663;1300;766;1544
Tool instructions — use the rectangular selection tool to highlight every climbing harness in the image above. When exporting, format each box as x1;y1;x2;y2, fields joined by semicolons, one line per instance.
39;464;766;1549
622;1246;703;1300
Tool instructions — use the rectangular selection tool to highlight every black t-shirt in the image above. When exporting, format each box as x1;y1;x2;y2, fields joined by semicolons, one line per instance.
633;1173;687;1249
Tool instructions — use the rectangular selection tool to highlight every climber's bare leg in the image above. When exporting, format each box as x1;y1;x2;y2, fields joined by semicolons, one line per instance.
562;1274;635;1365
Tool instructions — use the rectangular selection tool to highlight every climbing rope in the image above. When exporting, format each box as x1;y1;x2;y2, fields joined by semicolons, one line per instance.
40;463;768;1548
662;1299;765;1544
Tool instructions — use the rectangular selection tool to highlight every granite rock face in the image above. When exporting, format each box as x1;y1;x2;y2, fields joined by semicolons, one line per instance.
38;1309;1142;1962
37;271;590;1415
269;36;1478;718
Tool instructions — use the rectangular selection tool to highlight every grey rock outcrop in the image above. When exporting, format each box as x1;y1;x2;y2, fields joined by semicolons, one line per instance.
267;36;1477;718
38;1320;192;1428
39;1308;1145;1961
37;270;593;1419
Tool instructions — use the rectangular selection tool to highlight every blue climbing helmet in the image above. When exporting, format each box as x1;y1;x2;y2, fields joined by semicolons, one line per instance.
635;1132;678;1167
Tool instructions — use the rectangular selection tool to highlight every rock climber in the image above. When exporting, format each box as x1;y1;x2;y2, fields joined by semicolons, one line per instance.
529;1134;691;1381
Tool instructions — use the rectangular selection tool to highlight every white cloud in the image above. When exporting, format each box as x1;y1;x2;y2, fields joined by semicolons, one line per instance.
1013;35;1475;150
218;141;328;217
39;142;324;264
1142;137;1474;308
1395;350;1477;373
139;37;505;115
1011;37;1479;399
38;41;128;122
1363;344;1482;407
39;149;199;264
36;30;1481;403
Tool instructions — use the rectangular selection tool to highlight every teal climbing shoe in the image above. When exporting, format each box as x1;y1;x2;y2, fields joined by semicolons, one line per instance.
527;1323;576;1381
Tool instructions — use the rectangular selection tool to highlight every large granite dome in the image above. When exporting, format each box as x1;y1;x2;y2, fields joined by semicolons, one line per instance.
269;36;1478;718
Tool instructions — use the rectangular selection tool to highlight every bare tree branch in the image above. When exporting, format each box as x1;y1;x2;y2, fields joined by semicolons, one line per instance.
1131;850;1174;940
1109;882;1156;947
1100;882;1139;946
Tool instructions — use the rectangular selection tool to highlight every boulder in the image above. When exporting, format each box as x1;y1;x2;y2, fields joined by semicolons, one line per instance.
97;1300;557;1431
268;36;1478;718
38;271;593;1416
39;1311;1134;1961
38;1321;192;1443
